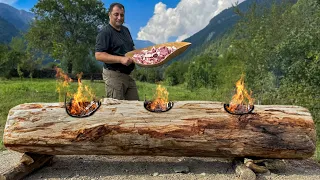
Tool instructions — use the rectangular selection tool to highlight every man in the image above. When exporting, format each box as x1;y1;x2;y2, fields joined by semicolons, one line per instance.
95;2;139;100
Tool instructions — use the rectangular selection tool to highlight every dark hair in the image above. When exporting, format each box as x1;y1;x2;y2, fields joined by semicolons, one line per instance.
108;2;125;14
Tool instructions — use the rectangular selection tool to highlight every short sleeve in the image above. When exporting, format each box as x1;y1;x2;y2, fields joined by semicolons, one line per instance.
127;28;135;47
95;29;110;52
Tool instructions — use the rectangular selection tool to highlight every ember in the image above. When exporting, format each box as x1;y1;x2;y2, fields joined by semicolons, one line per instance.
224;74;254;115
65;97;101;118
55;68;101;117
144;84;174;112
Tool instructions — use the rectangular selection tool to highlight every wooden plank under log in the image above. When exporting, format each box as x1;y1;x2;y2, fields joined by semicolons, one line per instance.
3;99;316;159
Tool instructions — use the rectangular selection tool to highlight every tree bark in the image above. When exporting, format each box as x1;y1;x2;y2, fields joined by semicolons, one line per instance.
3;99;316;159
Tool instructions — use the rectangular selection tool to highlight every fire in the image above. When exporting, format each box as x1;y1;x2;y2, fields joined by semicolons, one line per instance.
227;74;254;113
148;84;169;111
55;68;98;116
55;67;72;102
68;73;97;116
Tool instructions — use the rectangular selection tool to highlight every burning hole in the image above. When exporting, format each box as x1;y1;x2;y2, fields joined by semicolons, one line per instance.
144;84;174;113
224;74;254;115
56;68;101;118
65;96;101;118
224;104;254;115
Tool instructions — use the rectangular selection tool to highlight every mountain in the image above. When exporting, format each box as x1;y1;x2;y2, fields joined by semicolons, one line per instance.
133;40;154;49
0;16;19;43
176;0;255;61
0;2;34;31
0;3;34;44
126;40;154;68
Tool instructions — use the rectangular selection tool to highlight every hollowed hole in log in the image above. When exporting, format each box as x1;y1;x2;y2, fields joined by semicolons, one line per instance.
224;104;254;115
64;96;101;118
144;100;174;113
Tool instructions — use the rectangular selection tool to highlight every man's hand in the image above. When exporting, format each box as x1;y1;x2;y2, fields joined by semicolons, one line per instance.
120;56;134;66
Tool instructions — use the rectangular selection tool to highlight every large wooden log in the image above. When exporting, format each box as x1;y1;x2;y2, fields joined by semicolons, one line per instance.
3;99;316;159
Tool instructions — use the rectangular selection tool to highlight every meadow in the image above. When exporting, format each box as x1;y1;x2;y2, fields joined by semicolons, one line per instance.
0;78;319;161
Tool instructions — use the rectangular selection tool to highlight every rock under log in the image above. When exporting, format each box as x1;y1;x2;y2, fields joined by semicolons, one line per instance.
0;153;53;180
3;99;316;159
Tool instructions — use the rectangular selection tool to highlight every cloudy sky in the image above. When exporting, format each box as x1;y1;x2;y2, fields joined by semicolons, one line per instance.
1;0;245;44
137;0;245;44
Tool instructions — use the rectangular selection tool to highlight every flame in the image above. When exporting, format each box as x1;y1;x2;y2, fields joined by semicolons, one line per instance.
227;74;254;113
55;67;72;102
68;73;97;115
55;68;97;116
148;84;169;111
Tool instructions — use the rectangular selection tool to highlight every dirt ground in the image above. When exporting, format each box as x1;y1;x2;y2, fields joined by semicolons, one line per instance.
1;150;320;180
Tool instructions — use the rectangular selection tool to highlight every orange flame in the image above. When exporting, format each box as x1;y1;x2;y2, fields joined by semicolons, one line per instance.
228;74;254;112
149;84;169;111
68;73;97;115
55;68;97;116
55;67;72;102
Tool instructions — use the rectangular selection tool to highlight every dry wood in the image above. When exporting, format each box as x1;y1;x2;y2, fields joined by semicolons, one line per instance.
3;99;316;159
0;153;53;180
244;160;269;174
245;158;287;171
233;159;256;180
20;153;34;165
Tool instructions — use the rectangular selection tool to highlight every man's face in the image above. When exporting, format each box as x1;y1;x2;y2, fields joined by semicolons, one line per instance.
109;6;124;28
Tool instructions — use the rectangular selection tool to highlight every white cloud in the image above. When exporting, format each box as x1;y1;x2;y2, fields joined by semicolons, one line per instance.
0;0;17;5
137;0;245;44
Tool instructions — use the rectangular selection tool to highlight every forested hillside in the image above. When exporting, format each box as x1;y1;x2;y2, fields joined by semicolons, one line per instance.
0;16;19;43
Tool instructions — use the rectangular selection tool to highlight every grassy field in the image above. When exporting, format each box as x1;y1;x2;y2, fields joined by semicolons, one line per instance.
0;78;319;162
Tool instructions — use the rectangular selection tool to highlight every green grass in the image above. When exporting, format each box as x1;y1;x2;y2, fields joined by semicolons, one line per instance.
0;79;60;147
137;82;232;102
0;78;319;162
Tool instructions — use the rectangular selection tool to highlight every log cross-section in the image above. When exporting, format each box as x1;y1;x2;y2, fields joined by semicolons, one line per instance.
3;99;316;159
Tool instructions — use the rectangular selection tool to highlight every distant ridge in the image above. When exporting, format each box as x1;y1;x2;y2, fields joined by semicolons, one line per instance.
0;2;34;31
134;40;154;49
0;16;19;43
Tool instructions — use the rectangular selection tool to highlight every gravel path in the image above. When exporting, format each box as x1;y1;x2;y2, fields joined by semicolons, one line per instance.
1;150;320;180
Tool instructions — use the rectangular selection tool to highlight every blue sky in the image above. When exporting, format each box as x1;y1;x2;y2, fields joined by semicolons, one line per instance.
1;0;244;44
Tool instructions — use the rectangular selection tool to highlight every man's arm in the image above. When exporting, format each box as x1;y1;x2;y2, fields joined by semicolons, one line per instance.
95;52;133;66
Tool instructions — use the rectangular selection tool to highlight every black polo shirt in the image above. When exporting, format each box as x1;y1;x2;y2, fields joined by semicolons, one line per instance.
95;24;135;74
